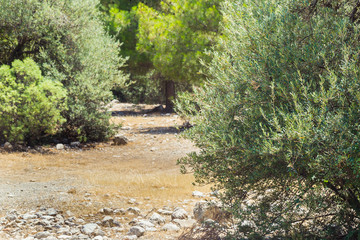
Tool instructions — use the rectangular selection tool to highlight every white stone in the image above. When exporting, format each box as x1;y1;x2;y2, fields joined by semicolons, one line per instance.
136;220;155;230
171;207;188;220
122;235;137;240
45;208;57;216
58;235;72;240
93;236;104;240
81;223;99;235
173;219;197;228
192;191;204;198
157;209;172;215
56;144;65;150
22;213;37;220
161;223;180;232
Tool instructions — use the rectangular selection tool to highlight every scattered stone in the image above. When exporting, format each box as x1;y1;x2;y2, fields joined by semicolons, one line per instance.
81;223;100;235
93;236;104;240
122;235;138;240
22;213;37;220
65;211;74;217
127;207;141;215
34;232;51;239
210;190;219;197
192;191;204;198
45;208;58;216
171;207;188;220
157;209;173;216
173;219;197;228
127;226;145;237
113;135;128;145
136;220;155;230
149;213;165;225
56;144;65;150
101;216;120;227
128;198;137;204
100;207;113;215
114;208;126;215
70;141;81;148
4;142;13;150
161;223;180;232
58;235;72;240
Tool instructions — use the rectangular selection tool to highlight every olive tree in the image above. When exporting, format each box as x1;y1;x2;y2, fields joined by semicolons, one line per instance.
176;0;360;238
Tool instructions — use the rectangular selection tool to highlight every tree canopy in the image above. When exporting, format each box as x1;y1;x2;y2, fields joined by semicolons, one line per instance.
176;0;360;238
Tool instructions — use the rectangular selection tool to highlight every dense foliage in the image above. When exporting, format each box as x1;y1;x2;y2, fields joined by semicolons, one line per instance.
0;0;128;142
0;58;66;143
100;0;161;104
136;0;221;85
137;0;222;110
100;0;222;109
176;0;360;238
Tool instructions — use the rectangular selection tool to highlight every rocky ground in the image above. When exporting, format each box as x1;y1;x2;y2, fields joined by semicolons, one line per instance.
0;102;226;240
0;195;224;240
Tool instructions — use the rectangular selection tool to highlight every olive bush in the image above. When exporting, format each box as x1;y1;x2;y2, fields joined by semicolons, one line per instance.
0;0;128;142
0;58;67;143
176;0;360;238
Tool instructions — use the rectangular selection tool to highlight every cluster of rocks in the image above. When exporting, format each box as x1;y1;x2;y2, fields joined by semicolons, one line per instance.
0;196;229;240
0;141;83;152
55;142;81;150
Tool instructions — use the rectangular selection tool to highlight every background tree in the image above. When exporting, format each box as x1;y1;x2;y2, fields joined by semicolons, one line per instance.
136;0;222;111
0;0;128;142
176;0;360;238
100;0;162;103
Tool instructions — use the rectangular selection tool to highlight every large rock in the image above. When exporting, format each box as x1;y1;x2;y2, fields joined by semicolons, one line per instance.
171;207;188;220
113;135;128;145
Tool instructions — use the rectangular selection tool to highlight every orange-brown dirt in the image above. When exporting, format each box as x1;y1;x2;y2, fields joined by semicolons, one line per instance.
0;103;211;239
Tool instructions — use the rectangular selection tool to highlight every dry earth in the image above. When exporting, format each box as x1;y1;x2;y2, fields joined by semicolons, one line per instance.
0;103;214;240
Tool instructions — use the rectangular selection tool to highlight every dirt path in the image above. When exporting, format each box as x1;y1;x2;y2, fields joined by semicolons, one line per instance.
0;103;211;239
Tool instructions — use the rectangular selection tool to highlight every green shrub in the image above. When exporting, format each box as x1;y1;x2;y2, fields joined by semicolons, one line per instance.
0;0;128;142
0;58;67;143
176;0;360;238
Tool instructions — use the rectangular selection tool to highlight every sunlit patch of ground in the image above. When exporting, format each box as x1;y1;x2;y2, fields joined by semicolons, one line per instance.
0;103;210;221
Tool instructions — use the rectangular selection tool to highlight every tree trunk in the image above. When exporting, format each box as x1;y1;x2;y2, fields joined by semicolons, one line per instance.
164;80;175;113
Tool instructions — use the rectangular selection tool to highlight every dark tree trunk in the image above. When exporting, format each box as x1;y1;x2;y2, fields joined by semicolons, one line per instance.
164;80;175;113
